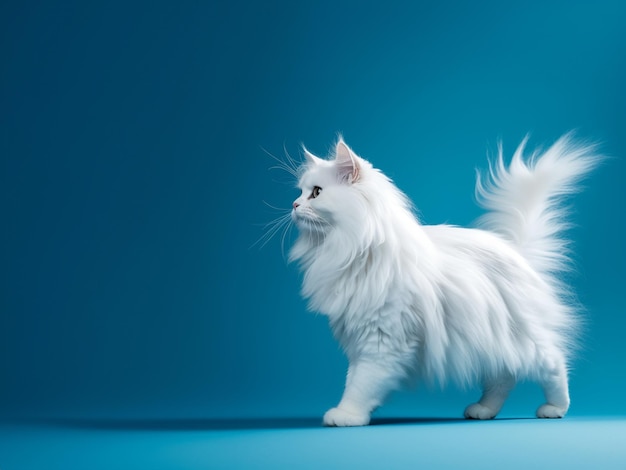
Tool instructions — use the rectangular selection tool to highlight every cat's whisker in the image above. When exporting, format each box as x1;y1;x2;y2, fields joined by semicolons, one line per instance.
279;218;295;260
269;164;299;178
254;219;290;250
251;212;292;250
283;143;303;174
265;212;291;232
262;200;291;212
271;176;299;187
262;213;290;230
251;211;288;229
261;146;300;178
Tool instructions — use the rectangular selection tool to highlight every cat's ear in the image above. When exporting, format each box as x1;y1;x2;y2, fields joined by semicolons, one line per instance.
335;138;360;183
302;145;323;165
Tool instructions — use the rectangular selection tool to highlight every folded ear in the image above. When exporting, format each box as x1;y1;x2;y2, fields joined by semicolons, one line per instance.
335;139;360;183
302;145;323;165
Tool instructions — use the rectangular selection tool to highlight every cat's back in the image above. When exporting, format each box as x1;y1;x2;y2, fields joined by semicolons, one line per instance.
422;224;537;279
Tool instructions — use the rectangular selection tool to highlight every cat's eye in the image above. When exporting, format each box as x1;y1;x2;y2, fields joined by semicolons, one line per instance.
310;186;322;199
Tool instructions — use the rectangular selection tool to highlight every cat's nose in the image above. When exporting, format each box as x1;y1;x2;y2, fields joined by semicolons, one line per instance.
293;202;300;209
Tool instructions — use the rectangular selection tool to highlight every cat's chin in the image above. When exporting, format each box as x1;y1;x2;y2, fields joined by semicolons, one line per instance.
296;222;325;235
292;213;326;234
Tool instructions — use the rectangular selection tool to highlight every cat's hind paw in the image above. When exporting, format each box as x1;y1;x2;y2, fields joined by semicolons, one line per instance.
323;407;370;427
536;404;567;418
464;403;498;420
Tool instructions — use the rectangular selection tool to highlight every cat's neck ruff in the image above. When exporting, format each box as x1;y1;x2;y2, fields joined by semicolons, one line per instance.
290;173;437;321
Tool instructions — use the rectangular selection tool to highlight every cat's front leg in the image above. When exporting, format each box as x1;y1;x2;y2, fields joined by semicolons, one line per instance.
323;359;398;427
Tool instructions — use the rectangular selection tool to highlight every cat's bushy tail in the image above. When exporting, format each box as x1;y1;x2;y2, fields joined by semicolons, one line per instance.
475;133;601;288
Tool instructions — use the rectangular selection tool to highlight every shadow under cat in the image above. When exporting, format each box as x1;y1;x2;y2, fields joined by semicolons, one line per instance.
39;416;533;431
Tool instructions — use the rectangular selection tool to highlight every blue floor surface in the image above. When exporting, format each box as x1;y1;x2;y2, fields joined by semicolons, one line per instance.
1;416;625;469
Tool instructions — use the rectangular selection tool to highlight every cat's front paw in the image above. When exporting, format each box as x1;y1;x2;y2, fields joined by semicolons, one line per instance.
323;407;370;427
464;403;498;420
536;404;567;418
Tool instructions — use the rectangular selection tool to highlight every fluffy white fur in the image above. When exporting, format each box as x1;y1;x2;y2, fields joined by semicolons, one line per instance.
287;134;600;426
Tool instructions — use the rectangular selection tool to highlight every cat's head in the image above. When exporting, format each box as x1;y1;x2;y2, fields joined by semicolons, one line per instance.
291;138;372;235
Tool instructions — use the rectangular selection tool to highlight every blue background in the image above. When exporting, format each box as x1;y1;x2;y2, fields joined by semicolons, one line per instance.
2;0;625;423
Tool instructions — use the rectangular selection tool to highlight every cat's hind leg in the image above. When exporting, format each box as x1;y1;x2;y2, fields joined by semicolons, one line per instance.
464;374;516;420
536;353;570;418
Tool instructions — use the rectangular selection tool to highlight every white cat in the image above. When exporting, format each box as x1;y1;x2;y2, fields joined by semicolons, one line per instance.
287;134;600;426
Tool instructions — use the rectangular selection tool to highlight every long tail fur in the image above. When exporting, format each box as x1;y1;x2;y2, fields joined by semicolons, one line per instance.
475;133;602;290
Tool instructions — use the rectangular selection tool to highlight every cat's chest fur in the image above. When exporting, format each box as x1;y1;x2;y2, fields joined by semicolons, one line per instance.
297;233;437;359
300;239;398;317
